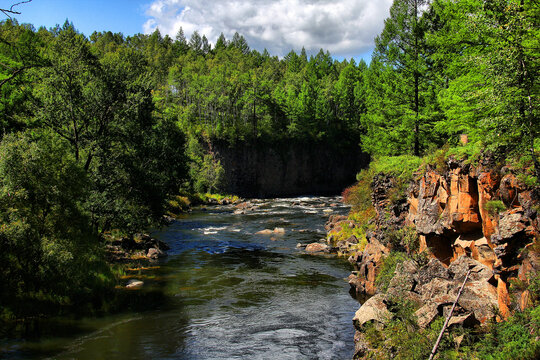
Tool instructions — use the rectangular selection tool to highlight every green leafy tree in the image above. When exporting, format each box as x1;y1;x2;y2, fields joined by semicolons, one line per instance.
0;133;113;318
433;0;539;176
0;19;45;134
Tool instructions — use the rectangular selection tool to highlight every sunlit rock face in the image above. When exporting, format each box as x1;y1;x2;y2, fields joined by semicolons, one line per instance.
343;157;538;334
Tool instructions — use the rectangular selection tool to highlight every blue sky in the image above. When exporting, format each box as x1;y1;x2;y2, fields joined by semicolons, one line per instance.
9;0;392;62
14;0;150;36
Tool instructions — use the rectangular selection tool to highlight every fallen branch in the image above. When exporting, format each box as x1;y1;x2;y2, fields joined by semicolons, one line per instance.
428;269;471;360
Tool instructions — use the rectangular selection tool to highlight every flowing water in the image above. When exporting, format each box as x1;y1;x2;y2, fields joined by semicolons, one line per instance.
2;197;358;359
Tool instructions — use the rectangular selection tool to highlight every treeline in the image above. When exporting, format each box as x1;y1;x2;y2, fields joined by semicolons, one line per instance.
88;29;369;144
0;0;538;318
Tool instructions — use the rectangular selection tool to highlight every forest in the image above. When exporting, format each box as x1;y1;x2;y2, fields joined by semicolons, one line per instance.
0;0;538;320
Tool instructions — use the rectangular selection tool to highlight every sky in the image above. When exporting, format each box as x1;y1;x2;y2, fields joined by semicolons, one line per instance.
8;0;393;62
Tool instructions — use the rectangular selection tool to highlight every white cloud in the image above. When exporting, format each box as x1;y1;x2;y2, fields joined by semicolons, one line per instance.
143;0;393;58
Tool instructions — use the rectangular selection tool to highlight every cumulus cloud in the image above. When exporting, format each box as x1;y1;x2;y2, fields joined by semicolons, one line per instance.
143;0;393;58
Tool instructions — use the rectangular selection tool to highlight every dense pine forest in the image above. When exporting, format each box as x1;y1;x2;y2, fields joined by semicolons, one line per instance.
0;0;538;327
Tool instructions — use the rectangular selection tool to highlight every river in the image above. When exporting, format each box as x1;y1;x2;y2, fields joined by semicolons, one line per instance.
1;197;358;359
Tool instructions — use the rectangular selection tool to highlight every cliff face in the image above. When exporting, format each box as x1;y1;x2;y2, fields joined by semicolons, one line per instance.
212;140;369;198
330;159;539;358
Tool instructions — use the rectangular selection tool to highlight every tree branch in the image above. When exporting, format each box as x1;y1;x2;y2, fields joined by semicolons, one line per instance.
429;269;471;360
1;0;32;19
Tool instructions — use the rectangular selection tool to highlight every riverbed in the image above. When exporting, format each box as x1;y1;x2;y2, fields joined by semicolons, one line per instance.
1;197;358;359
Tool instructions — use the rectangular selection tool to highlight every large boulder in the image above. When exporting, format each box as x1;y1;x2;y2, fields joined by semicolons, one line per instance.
353;294;391;330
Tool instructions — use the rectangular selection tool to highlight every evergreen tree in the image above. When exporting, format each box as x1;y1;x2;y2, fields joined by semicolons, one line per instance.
371;0;438;156
214;32;228;51
231;32;250;54
189;30;202;54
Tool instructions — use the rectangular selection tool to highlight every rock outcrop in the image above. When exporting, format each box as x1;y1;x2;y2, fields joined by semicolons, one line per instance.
333;158;539;358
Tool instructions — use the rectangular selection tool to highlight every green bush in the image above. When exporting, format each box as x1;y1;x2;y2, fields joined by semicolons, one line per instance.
474;306;540;360
375;252;408;292
371;155;423;184
484;200;506;217
384;225;419;253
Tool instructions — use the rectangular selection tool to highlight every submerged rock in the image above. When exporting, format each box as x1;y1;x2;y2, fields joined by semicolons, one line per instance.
256;227;285;235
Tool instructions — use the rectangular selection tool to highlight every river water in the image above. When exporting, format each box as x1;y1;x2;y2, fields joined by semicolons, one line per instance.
2;197;358;360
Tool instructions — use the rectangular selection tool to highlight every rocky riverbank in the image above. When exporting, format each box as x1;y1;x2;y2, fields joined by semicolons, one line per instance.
323;157;539;358
104;233;170;262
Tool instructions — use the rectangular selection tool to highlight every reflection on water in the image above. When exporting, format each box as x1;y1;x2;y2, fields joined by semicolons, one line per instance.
1;196;357;360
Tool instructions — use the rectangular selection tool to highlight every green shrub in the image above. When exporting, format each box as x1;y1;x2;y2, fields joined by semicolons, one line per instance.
484;200;506;217
474;306;540;360
371;155;423;184
384;225;419;253
375;252;408;292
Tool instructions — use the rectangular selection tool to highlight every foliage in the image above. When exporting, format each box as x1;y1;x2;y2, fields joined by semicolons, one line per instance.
385;225;419;254
343;169;375;213
370;155;424;184
364;0;445;157
362;313;447;360
474;306;540;360
0;133;114;318
484;200;506;217
186;135;225;194
0;21;187;319
375;252;408;292
328;221;369;255
432;0;539;177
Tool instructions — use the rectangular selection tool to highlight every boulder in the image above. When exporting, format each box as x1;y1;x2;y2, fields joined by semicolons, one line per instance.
497;210;527;241
447;255;494;283
147;247;166;259
417;258;449;286
447;313;479;328
386;260;420;301
325;215;348;231
256;228;286;235
415;302;439;328
305;243;328;253
353;237;389;296
126;279;144;289
353;294;391;330
273;227;285;234
499;174;524;207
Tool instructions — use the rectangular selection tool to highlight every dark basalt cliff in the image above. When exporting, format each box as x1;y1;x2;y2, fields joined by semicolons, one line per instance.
212;140;370;198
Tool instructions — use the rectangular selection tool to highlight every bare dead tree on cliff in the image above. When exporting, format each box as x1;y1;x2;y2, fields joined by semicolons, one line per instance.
1;1;32;19
429;269;471;360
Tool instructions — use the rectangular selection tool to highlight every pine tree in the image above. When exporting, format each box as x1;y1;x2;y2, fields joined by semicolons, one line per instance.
372;0;437;156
